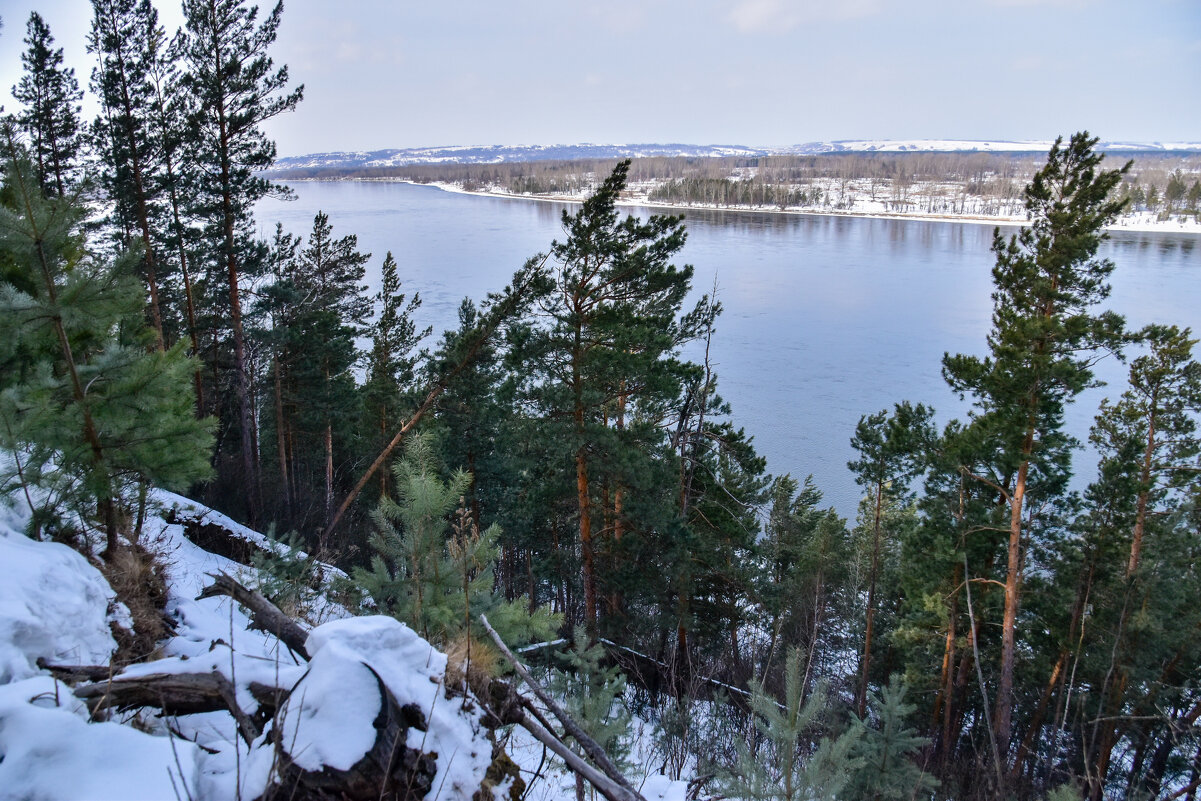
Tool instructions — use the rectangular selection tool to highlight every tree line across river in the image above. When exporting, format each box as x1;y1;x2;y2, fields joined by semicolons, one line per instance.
273;149;1201;222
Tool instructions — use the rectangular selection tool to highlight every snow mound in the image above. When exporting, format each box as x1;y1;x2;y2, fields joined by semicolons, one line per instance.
265;616;494;796
0;518;118;683
0;675;199;800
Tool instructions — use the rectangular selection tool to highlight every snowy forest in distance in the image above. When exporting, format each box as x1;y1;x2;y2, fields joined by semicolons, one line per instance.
2;1;1201;800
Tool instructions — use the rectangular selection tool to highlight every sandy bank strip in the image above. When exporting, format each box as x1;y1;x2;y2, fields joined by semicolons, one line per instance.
286;177;1201;235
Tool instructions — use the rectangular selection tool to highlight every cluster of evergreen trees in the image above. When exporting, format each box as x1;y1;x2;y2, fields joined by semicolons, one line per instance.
4;4;1201;800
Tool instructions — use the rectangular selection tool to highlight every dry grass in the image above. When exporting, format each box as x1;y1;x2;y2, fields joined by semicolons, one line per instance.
443;633;500;693
100;544;171;667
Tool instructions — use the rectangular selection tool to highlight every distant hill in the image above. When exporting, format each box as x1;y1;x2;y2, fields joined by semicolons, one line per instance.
269;143;768;172
270;140;1201;172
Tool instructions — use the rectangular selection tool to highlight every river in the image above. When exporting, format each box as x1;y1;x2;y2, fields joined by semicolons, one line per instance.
257;181;1201;518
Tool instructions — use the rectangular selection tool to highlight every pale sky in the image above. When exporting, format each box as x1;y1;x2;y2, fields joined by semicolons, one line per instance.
0;0;1198;157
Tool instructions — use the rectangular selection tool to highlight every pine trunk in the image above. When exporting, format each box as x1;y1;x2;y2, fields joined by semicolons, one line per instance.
996;429;1033;765
273;359;290;515
856;478;885;718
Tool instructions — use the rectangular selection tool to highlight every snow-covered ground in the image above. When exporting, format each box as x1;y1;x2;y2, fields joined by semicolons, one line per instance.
0;483;691;800
0;490;483;800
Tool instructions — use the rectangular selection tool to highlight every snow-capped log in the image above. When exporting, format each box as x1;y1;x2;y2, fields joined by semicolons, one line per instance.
268;663;440;801
195;570;311;658
66;658;445;799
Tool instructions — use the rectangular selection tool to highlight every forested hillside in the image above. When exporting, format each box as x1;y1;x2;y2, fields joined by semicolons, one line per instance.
2;2;1201;800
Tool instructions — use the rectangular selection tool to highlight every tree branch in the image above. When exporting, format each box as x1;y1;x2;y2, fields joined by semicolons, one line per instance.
480;614;642;798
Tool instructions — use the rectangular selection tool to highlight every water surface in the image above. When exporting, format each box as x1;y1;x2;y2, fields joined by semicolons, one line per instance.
258;182;1201;517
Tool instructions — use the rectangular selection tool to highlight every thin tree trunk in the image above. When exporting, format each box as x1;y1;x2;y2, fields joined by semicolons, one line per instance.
273;358;290;515
324;422;334;531
208;8;260;523
936;567;960;765
996;427;1033;764
577;446;597;637
1128;401;1156;578
152;77;203;415
857;477;885;718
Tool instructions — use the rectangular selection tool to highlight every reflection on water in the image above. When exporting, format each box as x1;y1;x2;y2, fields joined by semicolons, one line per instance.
258;182;1200;517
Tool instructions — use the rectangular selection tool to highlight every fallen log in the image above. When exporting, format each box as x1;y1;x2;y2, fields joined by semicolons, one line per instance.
196;571;310;659
37;658;114;684
75;670;235;717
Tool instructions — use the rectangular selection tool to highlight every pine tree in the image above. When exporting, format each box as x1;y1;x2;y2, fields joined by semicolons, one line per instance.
295;210;370;533
178;0;302;523
11;12;83;197
0;129;213;555
88;0;168;350
145;22;205;408
757;476;853;691
719;647;862;801
666;355;769;675
520;159;710;635
363;250;426;500
940;132;1129;765
847;402;933;717
1079;325;1201;797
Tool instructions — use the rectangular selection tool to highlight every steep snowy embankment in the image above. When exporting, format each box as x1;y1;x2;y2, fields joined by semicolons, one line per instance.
0;490;500;801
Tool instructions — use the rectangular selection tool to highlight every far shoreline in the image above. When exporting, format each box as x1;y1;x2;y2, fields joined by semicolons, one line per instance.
276;176;1201;236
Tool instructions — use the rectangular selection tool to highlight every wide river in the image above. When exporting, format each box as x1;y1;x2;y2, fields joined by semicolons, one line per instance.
258;181;1200;518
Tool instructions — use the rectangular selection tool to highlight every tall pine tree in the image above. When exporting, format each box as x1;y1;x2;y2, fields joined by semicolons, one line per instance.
941;132;1128;771
12;12;83;198
179;0;301;523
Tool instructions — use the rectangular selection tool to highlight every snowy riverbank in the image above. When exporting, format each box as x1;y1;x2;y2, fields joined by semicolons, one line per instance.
312;177;1201;235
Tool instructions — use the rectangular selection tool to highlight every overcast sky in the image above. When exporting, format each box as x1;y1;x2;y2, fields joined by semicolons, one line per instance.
0;0;1198;157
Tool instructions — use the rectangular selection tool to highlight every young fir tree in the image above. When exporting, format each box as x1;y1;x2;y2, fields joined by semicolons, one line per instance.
0;130;213;555
940;132;1129;766
11;12;83;198
844;677;938;801
178;0;302;522
719;647;862;801
549;626;634;801
354;434;556;648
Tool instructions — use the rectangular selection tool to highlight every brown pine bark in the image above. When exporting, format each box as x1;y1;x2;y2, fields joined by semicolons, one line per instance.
577;446;597;635
273;359;290;515
1128;401;1157;578
995;424;1034;765
856;478;885;719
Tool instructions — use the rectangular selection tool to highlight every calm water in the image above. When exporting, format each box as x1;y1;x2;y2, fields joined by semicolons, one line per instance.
257;181;1201;517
